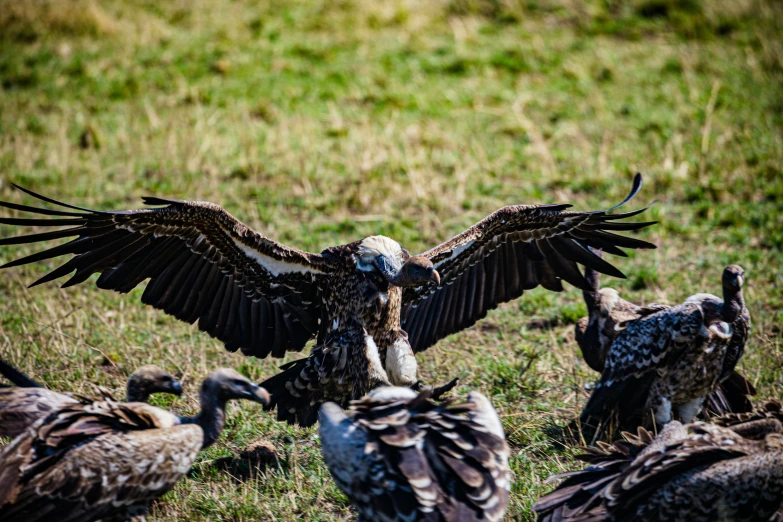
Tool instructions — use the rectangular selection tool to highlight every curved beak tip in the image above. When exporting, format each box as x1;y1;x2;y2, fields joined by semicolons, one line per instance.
430;269;441;286
171;381;183;395
253;386;271;406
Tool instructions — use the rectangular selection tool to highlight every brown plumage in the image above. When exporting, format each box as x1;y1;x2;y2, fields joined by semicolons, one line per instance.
0;368;268;522
574;256;755;419
319;387;511;522
533;416;783;521
0;175;655;425
0;359;182;438
581;265;751;430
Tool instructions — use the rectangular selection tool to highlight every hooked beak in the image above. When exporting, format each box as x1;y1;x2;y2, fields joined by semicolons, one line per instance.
429;268;441;286
169;380;183;396
249;384;271;406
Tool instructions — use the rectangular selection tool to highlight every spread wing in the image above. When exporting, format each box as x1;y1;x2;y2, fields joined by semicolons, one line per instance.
401;174;657;353
0;186;331;358
580;303;704;423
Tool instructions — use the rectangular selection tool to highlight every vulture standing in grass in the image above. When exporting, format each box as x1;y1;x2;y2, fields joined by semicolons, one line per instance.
575;253;755;416
580;265;751;429
0;358;182;438
0;174;656;425
0;368;269;522
533;412;783;521
319;386;511;522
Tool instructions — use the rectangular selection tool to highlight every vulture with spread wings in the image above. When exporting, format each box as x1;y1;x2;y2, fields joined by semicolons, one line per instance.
0;175;656;425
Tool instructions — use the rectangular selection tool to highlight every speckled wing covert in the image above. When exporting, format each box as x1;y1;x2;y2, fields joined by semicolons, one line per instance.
0;400;200;522
319;389;511;522
534;420;783;522
402;174;657;353
0;185;330;358
580;302;704;423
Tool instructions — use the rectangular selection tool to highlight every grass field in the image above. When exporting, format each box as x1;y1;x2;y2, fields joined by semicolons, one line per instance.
0;0;782;519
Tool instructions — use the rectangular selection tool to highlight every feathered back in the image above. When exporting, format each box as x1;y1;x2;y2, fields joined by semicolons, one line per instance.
534;418;783;522
0;400;179;509
319;387;511;522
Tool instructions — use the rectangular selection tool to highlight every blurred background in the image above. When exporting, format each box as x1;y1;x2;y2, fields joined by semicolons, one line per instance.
0;0;782;520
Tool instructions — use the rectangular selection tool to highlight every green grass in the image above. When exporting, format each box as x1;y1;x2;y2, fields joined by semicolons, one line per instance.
0;0;782;519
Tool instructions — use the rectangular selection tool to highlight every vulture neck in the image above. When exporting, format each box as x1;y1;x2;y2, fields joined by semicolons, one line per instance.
583;266;602;314
126;381;149;403
703;283;744;325
580;261;605;372
720;283;745;324
184;389;227;449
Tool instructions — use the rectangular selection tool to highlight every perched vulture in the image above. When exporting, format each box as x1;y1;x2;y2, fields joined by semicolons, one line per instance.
319;387;511;522
0;368;269;522
0;175;656;425
574;253;755;417
0;358;182;438
581;265;751;430
533;415;783;521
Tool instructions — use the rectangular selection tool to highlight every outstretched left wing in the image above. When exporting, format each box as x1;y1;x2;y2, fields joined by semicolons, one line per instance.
0;186;330;358
402;174;656;353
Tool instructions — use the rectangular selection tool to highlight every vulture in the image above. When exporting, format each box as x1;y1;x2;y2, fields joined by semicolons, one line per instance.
0;368;269;522
575;253;755;416
580;265;751;430
319;386;511;522
0;358;182;438
532;413;783;521
0;175;656;425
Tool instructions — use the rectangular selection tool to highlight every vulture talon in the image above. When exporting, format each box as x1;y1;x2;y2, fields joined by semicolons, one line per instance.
412;377;459;401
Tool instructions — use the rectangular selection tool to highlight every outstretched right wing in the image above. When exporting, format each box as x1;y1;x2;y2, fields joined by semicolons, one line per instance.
0;186;331;358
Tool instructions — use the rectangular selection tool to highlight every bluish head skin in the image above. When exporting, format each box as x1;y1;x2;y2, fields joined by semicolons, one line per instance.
356;236;440;288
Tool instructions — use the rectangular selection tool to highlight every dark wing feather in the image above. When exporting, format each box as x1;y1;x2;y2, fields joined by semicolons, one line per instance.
704;370;757;417
532;422;769;522
0;187;330;358
402;174;656;353
602;424;767;520
325;391;510;522
0;359;41;388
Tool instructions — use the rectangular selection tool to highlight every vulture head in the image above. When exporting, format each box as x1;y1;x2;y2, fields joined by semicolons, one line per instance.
723;264;745;293
203;368;270;406
126;364;183;402
357;236;440;287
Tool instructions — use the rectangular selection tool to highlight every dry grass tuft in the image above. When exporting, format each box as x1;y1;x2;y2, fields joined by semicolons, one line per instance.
0;0;119;41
